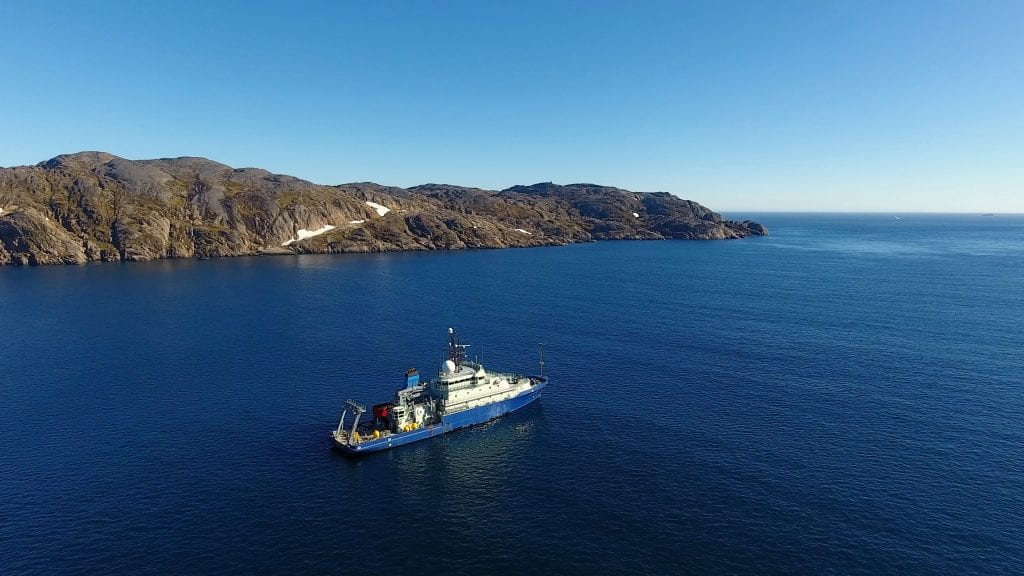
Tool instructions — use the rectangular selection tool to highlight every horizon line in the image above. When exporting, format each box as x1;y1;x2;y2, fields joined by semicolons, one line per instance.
4;153;1022;216
719;210;1024;215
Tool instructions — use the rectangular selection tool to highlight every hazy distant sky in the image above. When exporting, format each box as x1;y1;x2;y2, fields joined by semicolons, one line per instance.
2;1;1021;211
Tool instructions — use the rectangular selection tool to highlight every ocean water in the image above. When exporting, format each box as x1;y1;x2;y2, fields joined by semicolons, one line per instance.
1;214;1022;575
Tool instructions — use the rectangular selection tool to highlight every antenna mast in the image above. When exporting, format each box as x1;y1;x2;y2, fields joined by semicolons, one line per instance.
539;343;545;377
447;327;469;367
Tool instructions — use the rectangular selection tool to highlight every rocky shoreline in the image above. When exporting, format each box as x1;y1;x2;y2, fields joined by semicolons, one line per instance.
0;152;767;266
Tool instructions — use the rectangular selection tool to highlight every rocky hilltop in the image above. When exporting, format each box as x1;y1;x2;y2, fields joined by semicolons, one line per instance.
0;152;767;266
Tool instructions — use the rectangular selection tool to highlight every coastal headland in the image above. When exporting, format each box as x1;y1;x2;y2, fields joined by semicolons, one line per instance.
0;152;767;266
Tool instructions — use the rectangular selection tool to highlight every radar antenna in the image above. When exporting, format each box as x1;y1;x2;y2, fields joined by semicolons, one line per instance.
447;327;469;367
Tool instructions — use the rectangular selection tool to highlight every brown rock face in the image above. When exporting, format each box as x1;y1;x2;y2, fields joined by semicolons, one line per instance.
0;152;767;266
0;208;88;265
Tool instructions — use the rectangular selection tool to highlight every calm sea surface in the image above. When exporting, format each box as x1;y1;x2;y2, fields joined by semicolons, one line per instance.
2;214;1022;575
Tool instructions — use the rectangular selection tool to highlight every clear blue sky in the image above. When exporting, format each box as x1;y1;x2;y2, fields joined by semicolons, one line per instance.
2;1;1022;211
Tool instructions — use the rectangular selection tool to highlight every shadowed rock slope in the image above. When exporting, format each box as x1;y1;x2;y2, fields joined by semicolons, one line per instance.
0;152;767;265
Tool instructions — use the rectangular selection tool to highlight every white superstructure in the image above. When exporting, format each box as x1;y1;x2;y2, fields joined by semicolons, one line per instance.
432;362;536;414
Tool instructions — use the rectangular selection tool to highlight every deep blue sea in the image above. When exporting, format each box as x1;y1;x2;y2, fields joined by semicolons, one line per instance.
2;214;1022;575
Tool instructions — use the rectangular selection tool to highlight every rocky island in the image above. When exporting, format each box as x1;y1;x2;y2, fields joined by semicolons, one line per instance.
0;152;767;266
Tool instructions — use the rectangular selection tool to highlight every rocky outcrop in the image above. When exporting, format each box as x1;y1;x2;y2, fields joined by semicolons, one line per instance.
0;207;88;265
0;152;767;266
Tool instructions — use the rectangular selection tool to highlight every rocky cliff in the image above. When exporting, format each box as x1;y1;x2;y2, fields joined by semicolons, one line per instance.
0;152;767;266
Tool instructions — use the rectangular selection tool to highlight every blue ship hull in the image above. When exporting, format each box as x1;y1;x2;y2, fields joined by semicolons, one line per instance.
334;378;546;455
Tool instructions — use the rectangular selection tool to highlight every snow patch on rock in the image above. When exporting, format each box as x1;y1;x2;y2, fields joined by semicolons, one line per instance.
515;228;532;235
366;201;390;216
281;224;336;246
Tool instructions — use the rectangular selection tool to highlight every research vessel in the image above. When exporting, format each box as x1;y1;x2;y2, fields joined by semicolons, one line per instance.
332;328;547;454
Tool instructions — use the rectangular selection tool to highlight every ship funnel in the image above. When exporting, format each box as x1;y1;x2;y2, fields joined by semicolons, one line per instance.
405;367;420;388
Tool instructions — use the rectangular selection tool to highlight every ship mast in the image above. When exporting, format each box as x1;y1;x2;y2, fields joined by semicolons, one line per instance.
539;343;545;377
447;327;469;368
